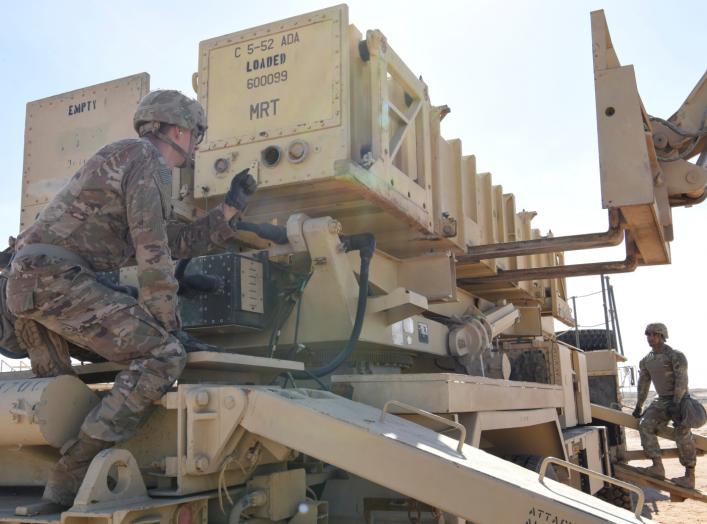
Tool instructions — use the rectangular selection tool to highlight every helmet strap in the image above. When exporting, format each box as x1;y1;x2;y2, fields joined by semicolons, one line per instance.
154;127;193;169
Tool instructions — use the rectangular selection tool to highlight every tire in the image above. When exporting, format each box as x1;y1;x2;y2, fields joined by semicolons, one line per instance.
0;345;27;359
510;454;558;481
596;485;634;512
556;329;616;351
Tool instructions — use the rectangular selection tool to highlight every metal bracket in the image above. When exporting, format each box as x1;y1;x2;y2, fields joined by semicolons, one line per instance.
538;456;645;519
73;448;148;507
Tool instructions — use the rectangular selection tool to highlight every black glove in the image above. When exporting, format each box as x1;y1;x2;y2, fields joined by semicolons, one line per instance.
171;330;224;353
224;168;257;211
632;407;642;419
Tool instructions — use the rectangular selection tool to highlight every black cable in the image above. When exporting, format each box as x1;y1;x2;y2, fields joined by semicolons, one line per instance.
175;258;191;280
267;297;296;358
236;221;289;245
284;289;305;360
292;233;375;379
268;272;312;358
649;115;706;138
302;369;330;391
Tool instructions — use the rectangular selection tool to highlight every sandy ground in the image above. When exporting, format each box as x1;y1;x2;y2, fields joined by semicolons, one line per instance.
621;390;707;522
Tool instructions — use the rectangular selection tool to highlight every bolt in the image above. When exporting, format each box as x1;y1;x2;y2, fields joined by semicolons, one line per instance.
195;455;210;472
686;170;699;184
224;395;236;409
195;390;210;407
654;133;668;148
327;220;342;234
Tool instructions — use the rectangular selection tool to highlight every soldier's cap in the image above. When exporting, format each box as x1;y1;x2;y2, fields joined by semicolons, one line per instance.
644;322;668;339
133;90;206;137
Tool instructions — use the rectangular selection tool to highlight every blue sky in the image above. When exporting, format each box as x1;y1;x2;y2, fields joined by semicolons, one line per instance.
1;0;705;386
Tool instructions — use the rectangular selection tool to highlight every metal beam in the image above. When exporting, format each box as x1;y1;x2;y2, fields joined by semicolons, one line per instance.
590;403;707;452
457;209;622;263
458;240;638;285
624;448;705;461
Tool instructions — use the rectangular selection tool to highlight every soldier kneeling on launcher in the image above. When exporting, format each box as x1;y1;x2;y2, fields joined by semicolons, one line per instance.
632;323;697;489
6;90;258;515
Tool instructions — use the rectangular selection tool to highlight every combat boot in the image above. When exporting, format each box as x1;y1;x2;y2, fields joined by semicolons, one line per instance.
671;467;696;489
15;317;74;377
16;432;110;516
637;457;665;479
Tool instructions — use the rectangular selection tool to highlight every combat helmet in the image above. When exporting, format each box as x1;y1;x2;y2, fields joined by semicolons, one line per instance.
133;90;206;167
644;322;668;339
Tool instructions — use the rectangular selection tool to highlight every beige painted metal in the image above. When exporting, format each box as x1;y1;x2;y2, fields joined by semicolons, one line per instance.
192;4;568;310
460;408;566;460
333;373;564;413
21;73;149;230
505;305;543;336
3;496;210;524
557;344;578;428
0;351;303;385
73;449;148;508
0;446;58;487
563;426;605;494
572;350;593;424
238;387;651;523
152;385;295;496
0;376;98;447
591;10;670;265
381;400;466;453
585;349;626;376
358;249;458;303
223;217;456;358
591;403;707;452
539;458;645;518
248;469;307;521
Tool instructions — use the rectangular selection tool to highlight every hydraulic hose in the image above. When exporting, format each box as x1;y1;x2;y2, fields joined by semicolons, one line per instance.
236;221;289;245
293;233;375;379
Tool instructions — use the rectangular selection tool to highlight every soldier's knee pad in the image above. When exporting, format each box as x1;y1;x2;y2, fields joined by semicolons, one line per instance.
639;417;655;433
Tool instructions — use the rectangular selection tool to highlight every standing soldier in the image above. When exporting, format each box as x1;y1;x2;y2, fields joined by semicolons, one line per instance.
6;90;257;514
632;322;696;489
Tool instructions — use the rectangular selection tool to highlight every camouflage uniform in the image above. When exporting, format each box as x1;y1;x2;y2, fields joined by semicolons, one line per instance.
636;344;696;468
7;138;241;442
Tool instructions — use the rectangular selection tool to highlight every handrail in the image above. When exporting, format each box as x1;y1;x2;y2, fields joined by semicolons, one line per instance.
380;400;466;455
538;456;645;519
458;237;638;284
457;209;623;263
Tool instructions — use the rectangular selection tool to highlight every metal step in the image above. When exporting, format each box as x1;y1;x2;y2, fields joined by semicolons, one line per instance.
614;464;707;504
239;388;652;523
